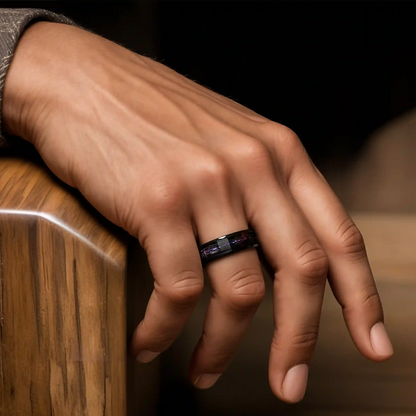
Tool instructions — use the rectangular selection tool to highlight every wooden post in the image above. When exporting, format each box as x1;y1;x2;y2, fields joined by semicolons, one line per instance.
0;153;128;415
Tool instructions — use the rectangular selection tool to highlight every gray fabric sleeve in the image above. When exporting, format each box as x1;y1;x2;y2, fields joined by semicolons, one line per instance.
0;8;76;146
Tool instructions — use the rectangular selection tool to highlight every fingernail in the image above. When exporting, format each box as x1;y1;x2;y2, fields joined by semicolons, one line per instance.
370;322;394;357
282;364;309;403
136;350;160;363
194;373;221;389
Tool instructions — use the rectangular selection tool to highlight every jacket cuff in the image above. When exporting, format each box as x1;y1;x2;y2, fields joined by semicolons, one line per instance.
0;9;77;146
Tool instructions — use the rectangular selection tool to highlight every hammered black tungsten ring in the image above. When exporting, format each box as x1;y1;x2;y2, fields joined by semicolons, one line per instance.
199;229;259;266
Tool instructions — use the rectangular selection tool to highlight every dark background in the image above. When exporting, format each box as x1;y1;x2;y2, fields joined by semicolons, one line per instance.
8;1;416;166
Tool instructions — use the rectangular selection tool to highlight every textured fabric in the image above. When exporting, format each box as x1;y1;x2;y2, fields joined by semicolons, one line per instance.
0;8;75;146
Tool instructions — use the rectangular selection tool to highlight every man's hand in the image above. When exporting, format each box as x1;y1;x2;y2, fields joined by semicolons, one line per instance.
2;22;393;403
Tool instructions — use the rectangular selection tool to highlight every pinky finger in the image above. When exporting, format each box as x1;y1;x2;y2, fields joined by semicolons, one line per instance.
288;158;393;361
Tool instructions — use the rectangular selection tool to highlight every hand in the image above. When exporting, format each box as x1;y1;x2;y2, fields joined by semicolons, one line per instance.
3;22;393;403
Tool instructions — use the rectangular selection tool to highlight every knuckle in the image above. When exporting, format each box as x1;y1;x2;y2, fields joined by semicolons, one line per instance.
146;177;186;213
290;329;319;352
342;288;382;320
279;126;301;147
271;328;319;354
144;330;173;351
361;289;382;312
294;239;328;280
223;269;265;310
193;154;230;187
235;139;273;168
334;217;367;260
259;122;305;178
136;320;173;350
262;122;302;150
159;270;203;306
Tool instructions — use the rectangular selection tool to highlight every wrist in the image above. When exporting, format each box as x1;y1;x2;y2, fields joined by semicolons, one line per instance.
2;22;83;143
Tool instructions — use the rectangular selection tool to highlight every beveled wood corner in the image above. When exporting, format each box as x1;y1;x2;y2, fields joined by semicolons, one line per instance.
0;149;128;415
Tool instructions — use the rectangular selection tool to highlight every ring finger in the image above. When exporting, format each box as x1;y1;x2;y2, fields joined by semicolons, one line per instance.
189;168;265;389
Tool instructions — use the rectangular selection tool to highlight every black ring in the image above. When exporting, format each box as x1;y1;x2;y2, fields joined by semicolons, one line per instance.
199;229;259;266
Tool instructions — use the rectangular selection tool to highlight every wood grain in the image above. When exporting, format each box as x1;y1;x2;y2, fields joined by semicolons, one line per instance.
0;151;128;415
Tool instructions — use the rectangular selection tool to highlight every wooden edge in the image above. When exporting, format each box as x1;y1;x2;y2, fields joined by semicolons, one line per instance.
0;153;128;268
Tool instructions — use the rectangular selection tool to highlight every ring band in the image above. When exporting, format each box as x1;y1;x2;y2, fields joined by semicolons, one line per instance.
199;229;259;266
